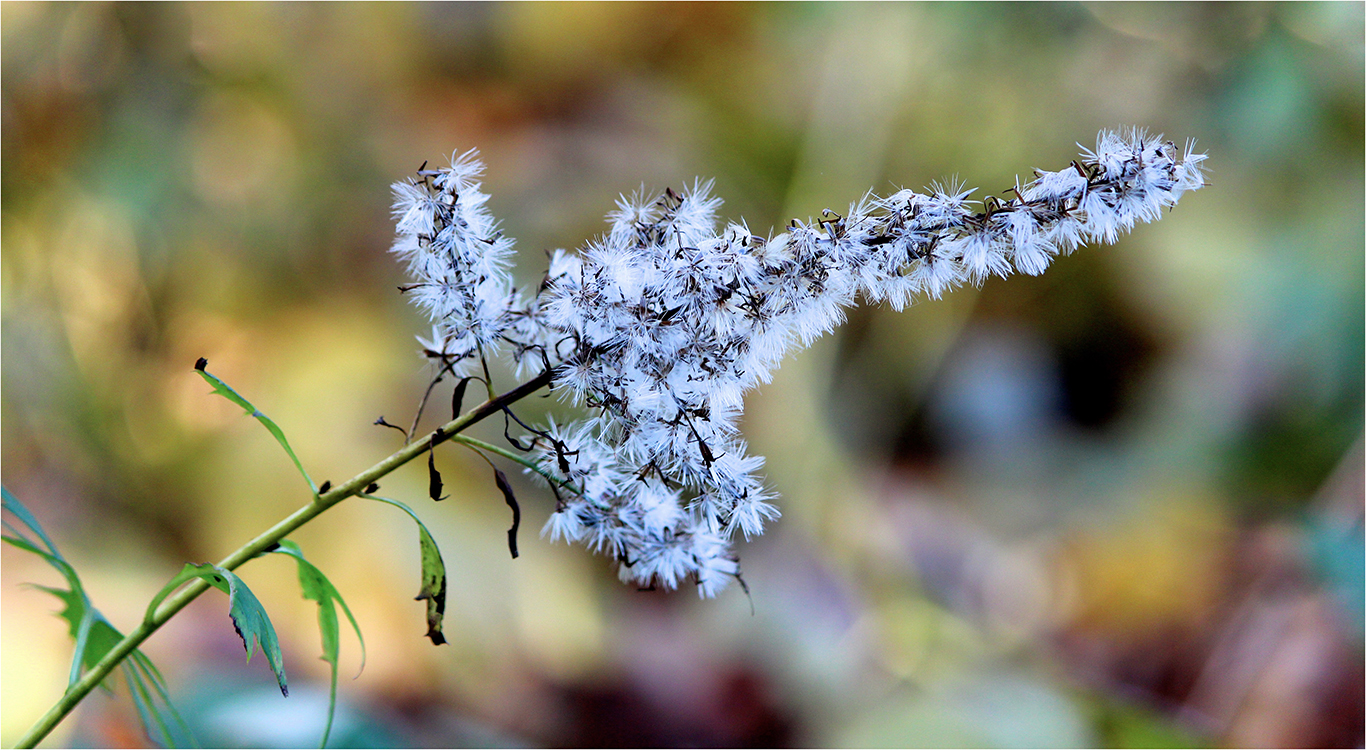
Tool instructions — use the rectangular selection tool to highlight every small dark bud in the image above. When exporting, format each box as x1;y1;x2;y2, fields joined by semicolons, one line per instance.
194;357;208;371
318;481;332;494
366;482;379;494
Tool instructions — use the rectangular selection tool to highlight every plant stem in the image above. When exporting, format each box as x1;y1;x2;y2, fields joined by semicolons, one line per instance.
14;370;553;749
451;434;584;496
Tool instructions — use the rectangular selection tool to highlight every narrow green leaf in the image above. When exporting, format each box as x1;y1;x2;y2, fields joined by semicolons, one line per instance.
2;486;59;555
127;653;196;748
124;668;158;743
69;594;98;686
169;563;289;696
115;651;194;748
363;495;448;645
124;665;175;748
270;540;366;749
272;540;366;671
1;534;80;586
193;361;317;494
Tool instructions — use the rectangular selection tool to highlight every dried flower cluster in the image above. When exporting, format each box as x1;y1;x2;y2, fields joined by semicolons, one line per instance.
391;129;1207;597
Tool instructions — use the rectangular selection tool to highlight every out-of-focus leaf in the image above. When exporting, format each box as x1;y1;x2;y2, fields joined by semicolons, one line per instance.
1;530;96;686
1096;700;1211;748
124;653;196;749
2;486;60;555
156;562;289;696
363;495;448;645
271;539;366;749
193;359;317;494
33;586;124;680
3;488;193;746
4;488;127;686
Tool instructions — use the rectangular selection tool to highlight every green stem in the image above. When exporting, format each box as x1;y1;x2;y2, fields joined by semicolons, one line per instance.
450;434;583;497
13;370;553;749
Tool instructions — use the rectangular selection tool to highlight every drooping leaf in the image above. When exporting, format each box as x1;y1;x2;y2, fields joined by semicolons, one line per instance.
450;376;471;419
2;486;59;554
194;360;317;495
271;540;366;749
363;495;448;645
157;563;288;696
3;488;192;747
123;654;195;748
494;469;520;559
127;651;195;748
428;442;447;502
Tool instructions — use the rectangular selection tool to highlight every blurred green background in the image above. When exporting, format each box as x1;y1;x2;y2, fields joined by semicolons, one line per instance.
3;3;1362;747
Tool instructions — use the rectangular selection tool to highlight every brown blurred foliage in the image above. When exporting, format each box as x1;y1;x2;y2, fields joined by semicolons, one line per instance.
3;3;1362;748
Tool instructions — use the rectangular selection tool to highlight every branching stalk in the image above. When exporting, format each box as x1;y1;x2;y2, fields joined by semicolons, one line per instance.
451;434;584;497
13;370;553;749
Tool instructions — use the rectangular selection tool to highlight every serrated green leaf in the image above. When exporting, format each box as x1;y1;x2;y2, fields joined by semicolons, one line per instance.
271;540;366;749
33;586;123;682
163;563;289;697
363;495;448;646
2;496;125;690
4;488;193;747
194;363;317;495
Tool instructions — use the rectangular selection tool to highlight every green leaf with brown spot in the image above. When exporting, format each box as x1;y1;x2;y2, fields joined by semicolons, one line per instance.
363;495;448;645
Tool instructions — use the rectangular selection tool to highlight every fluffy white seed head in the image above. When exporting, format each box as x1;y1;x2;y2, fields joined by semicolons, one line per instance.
393;130;1206;597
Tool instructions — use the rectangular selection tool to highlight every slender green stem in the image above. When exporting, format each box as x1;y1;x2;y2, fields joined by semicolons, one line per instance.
14;370;553;749
450;434;584;496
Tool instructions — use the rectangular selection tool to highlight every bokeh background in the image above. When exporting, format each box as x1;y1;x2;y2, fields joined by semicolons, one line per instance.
4;3;1363;747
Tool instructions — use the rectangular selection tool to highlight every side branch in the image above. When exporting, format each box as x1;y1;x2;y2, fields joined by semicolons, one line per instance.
14;369;554;749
